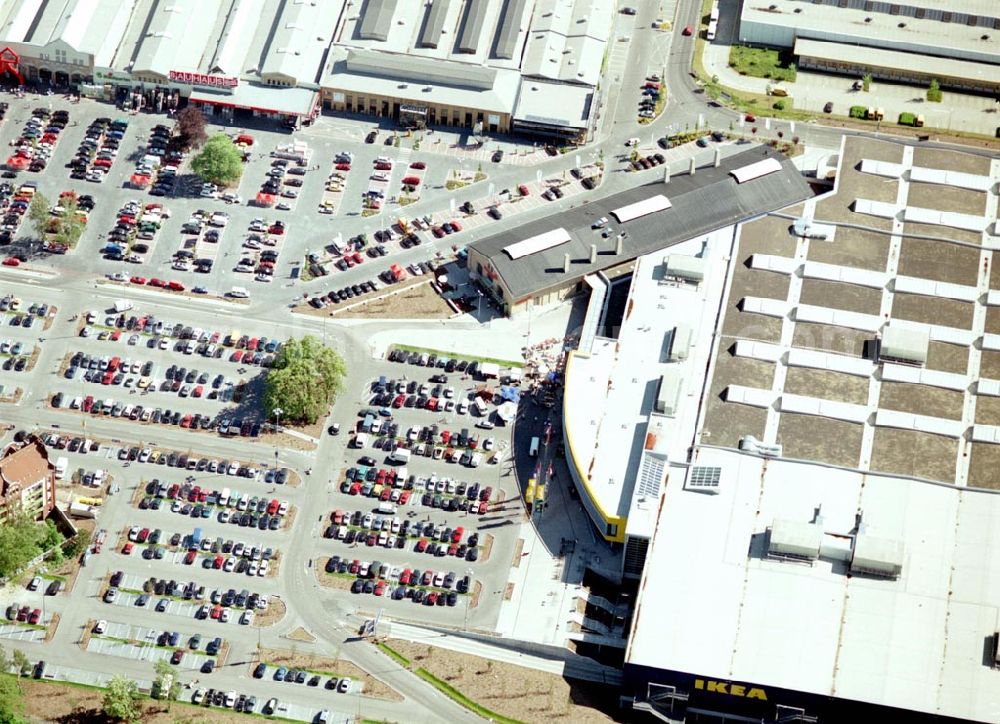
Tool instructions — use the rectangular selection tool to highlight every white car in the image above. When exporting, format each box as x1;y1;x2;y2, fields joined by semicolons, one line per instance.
225;691;236;708
94;619;108;634
240;610;254;625
625;137;640;147
258;560;269;576
107;271;127;282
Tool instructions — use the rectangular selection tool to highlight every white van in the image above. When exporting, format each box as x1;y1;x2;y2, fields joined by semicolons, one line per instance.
529;437;540;457
390;448;411;464
229;286;250;299
54;456;68;480
377;501;397;514
352;433;369;448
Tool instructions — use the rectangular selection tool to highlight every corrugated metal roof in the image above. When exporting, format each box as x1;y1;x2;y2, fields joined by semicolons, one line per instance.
457;0;489;53
493;0;527;59
358;0;397;42
469;147;813;302
344;47;496;89
418;0;450;48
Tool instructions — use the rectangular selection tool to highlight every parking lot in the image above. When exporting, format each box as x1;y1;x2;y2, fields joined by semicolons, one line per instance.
0;82;601;722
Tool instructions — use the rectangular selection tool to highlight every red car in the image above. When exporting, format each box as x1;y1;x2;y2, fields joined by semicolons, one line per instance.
122;542;134;555
335;163;351;171
374;162;391;171
351;251;364;264
393;394;406;408
148;278;165;287
184;550;196;564
268;224;285;235
518;184;529;196
380;487;392;502
477;501;488;515
431;227;444;238
450;220;462;232
349;482;361;495
192;385;203;398
745;113;757;122
399;490;410;505
682;25;693;35
409;161;426;169
452;526;464;543
374;581;386;596
28;608;41;625
401;176;421;185
137;528;149;543
416;539;428;553
167;280;185;291
2;257;19;266
129;276;146;284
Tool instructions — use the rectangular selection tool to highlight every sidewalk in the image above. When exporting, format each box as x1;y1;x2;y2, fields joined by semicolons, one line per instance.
702;41;1000;137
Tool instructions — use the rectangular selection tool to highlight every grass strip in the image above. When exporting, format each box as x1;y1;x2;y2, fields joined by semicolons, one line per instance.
390;344;522;369
377;642;411;668
414;667;525;724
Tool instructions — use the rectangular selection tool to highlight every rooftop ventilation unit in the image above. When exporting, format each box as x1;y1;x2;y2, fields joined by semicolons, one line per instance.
686;466;721;494
850;535;904;579
739;435;782;457
768;518;822;563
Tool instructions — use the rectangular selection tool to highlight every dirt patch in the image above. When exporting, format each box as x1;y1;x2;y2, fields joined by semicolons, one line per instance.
481;533;494;563
776;414;863;469
44;612;61;642
389;639;618;723
807;226;890;272
17;678;256;724
879;381;964;420
281;506;298;533
870;427;958;483
798;279;882;316
503;582;513;601
262;430;317;455
783;367;870;406
251;596;286;628
0;387;22;404
332;281;454;320
316;562;357;591
511;538;524;567
472;580;484;608
256;646;401;701
286;627;316;643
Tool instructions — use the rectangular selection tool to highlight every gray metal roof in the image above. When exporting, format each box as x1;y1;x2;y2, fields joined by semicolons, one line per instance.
493;0;527;59
344;48;498;89
358;0;397;42
418;0;451;49
457;0;489;54
470;146;813;302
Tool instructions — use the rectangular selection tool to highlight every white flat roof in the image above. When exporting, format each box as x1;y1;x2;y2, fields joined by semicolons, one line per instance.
628;447;1000;722
610;194;671;223
503;228;571;260
564;231;732;530
730;157;783;184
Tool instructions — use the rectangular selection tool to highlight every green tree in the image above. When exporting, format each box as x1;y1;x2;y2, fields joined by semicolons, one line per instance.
50;199;87;249
263;336;347;424
0;514;62;578
927;78;942;102
0;674;25;723
153;659;180;709
102;674;141;723
10;651;27;678
27;192;49;239
862;73;872;92
191;134;243;187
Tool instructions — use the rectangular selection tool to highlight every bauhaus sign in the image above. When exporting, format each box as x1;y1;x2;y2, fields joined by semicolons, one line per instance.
168;71;238;89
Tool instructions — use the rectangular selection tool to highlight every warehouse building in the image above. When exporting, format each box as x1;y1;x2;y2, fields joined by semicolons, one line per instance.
467;146;811;317
321;0;613;141
617;136;1000;722
0;0;339;122
739;0;1000;93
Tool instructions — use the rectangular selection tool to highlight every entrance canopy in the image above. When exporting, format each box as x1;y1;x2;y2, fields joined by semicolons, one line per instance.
190;84;317;118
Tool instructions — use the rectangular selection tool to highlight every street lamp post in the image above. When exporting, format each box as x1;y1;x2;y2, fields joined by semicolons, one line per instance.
272;407;282;476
